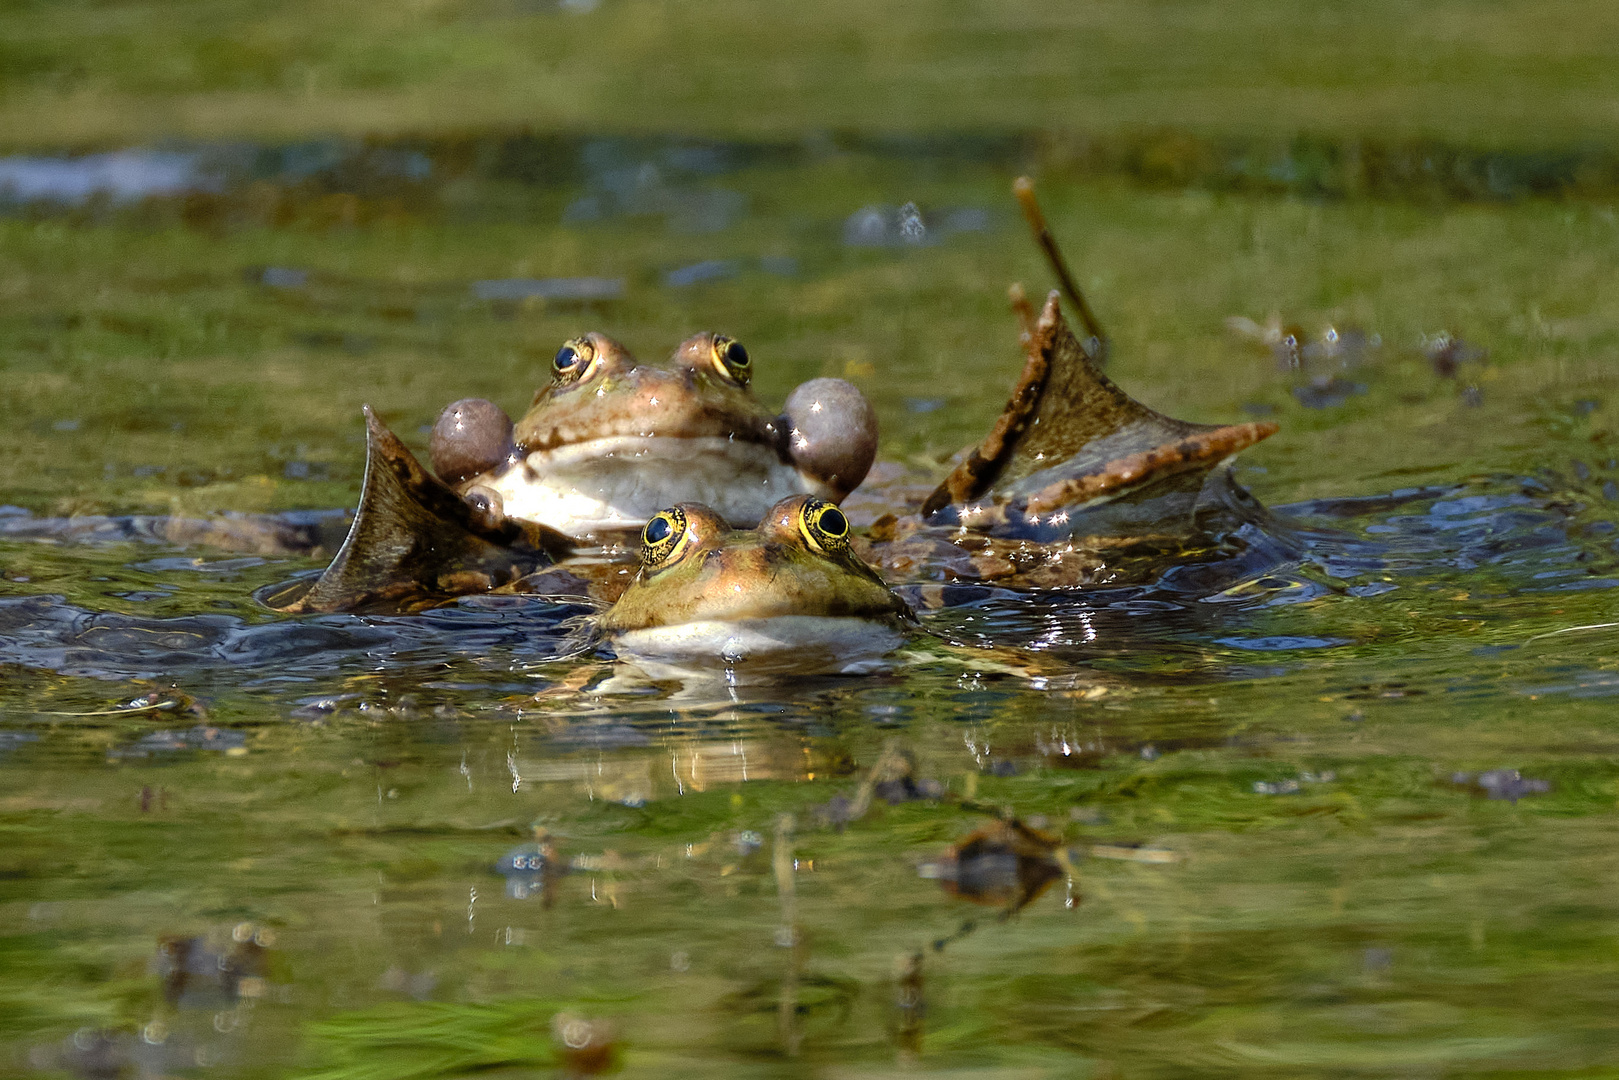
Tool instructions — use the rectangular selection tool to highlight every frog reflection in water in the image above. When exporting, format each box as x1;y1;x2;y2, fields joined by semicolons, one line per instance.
267;178;1278;616
598;495;916;677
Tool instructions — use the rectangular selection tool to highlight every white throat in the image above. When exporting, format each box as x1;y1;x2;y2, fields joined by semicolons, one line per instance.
610;616;907;677
480;436;832;535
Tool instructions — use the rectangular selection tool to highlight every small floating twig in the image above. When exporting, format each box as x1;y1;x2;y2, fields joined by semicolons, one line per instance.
35;701;179;717
1089;844;1181;864
33;684;208;720
1525;622;1619;644
1013;176;1108;363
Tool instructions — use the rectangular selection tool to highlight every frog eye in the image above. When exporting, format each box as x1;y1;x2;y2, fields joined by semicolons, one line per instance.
553;337;599;384
709;336;751;385
798;499;850;552
640;507;689;568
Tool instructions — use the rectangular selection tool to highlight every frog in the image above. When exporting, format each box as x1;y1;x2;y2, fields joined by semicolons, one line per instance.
596;494;917;677
429;330;878;538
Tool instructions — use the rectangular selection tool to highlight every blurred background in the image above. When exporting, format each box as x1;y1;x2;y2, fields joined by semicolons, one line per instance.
3;0;1616;144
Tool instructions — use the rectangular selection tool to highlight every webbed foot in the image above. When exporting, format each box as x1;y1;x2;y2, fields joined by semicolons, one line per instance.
921;177;1276;544
923;289;1275;541
260;406;574;613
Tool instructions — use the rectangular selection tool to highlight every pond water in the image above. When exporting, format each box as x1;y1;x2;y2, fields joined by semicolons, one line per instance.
3;134;1619;1078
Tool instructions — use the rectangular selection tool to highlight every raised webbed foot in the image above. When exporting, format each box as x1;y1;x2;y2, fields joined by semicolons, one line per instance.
922;290;1276;543
260;406;574;613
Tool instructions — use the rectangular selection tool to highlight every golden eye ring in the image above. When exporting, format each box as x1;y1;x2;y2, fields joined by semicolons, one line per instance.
640;507;689;568
709;335;751;385
553;337;599;384
798;499;850;552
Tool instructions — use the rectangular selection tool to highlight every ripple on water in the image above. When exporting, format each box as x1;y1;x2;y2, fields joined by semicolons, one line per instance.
0;591;586;681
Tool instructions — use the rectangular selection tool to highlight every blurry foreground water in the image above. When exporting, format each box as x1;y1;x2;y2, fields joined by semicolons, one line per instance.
2;133;1619;1078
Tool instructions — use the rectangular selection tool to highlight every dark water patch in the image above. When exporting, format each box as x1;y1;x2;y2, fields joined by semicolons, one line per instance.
1282;486;1463;519
1527;577;1619;593
0;730;38;756
469;276;623;302
1517;669;1619;700
110;724;249;759
9;129;1619;231
907;473;1619;678
661;258;739;288
1449;769;1551;802
1036;130;1619;203
0;592;586;681
1292;377;1368;409
1213;635;1350;651
1277;478;1619;584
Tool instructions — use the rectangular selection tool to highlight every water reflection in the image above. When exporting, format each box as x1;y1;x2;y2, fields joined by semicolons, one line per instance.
155;924;274;1009
27;922;282;1079
842;202;991;247
496;830;564;902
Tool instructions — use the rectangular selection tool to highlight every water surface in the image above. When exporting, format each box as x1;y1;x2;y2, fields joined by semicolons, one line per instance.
2;134;1619;1078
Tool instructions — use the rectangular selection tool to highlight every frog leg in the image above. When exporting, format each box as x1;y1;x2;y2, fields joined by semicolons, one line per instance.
923;290;1276;538
261;406;574;613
